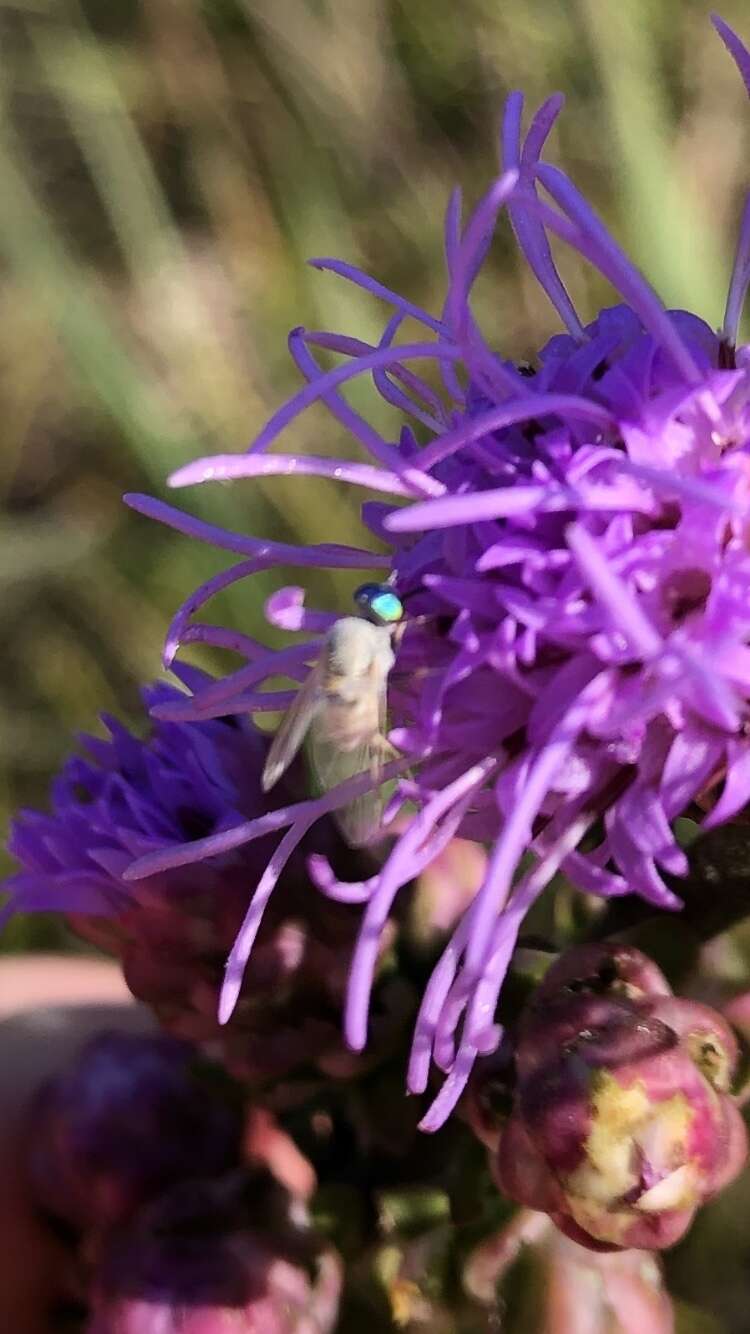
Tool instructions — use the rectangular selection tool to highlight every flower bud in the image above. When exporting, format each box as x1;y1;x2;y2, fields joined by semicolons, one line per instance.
28;1032;242;1234
87;1173;342;1334
464;1208;675;1333
463;1039;516;1152
496;945;747;1250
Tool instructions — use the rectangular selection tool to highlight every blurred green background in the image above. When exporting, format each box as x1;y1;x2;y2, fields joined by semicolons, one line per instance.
0;0;747;886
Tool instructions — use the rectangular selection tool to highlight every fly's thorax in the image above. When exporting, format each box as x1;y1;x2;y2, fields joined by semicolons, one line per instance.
324;618;395;680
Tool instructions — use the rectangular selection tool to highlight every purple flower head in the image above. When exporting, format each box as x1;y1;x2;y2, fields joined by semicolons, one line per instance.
109;18;750;1127
495;944;748;1251
2;666;278;925
2;671;407;1083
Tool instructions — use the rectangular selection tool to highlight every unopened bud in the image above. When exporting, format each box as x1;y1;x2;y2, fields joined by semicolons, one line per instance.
495;945;747;1250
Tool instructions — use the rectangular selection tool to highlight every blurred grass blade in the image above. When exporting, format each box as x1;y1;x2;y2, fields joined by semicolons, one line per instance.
578;0;726;323
0;81;200;481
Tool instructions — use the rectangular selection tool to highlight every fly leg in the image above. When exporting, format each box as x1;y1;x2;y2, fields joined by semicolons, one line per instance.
369;731;397;781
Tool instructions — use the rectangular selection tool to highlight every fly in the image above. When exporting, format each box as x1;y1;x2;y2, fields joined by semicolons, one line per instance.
261;583;404;846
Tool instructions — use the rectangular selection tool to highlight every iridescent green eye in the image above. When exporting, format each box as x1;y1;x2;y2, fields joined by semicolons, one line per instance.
353;582;404;626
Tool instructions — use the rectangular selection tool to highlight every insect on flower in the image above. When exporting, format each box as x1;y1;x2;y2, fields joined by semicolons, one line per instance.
33;12;750;1136
262;582;405;847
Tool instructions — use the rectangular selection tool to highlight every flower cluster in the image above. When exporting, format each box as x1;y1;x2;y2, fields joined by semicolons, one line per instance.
4;16;750;1324
99;16;750;1131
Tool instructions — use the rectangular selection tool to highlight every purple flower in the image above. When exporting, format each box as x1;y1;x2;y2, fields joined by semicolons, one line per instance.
27;17;750;1130
495;944;747;1251
2;671;408;1083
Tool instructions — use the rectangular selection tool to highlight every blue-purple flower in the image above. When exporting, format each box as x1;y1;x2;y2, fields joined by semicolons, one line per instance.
12;16;750;1133
1;670;408;1083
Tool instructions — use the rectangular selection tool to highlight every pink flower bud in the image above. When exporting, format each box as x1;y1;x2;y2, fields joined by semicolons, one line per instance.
464;1208;675;1333
87;1175;342;1334
495;945;747;1250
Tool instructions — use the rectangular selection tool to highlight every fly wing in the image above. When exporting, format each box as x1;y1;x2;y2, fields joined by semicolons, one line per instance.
261;658;325;792
337;779;387;848
309;681;393;848
309;729;385;847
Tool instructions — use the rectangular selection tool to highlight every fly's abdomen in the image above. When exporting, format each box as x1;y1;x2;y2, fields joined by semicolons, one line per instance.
319;692;380;750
